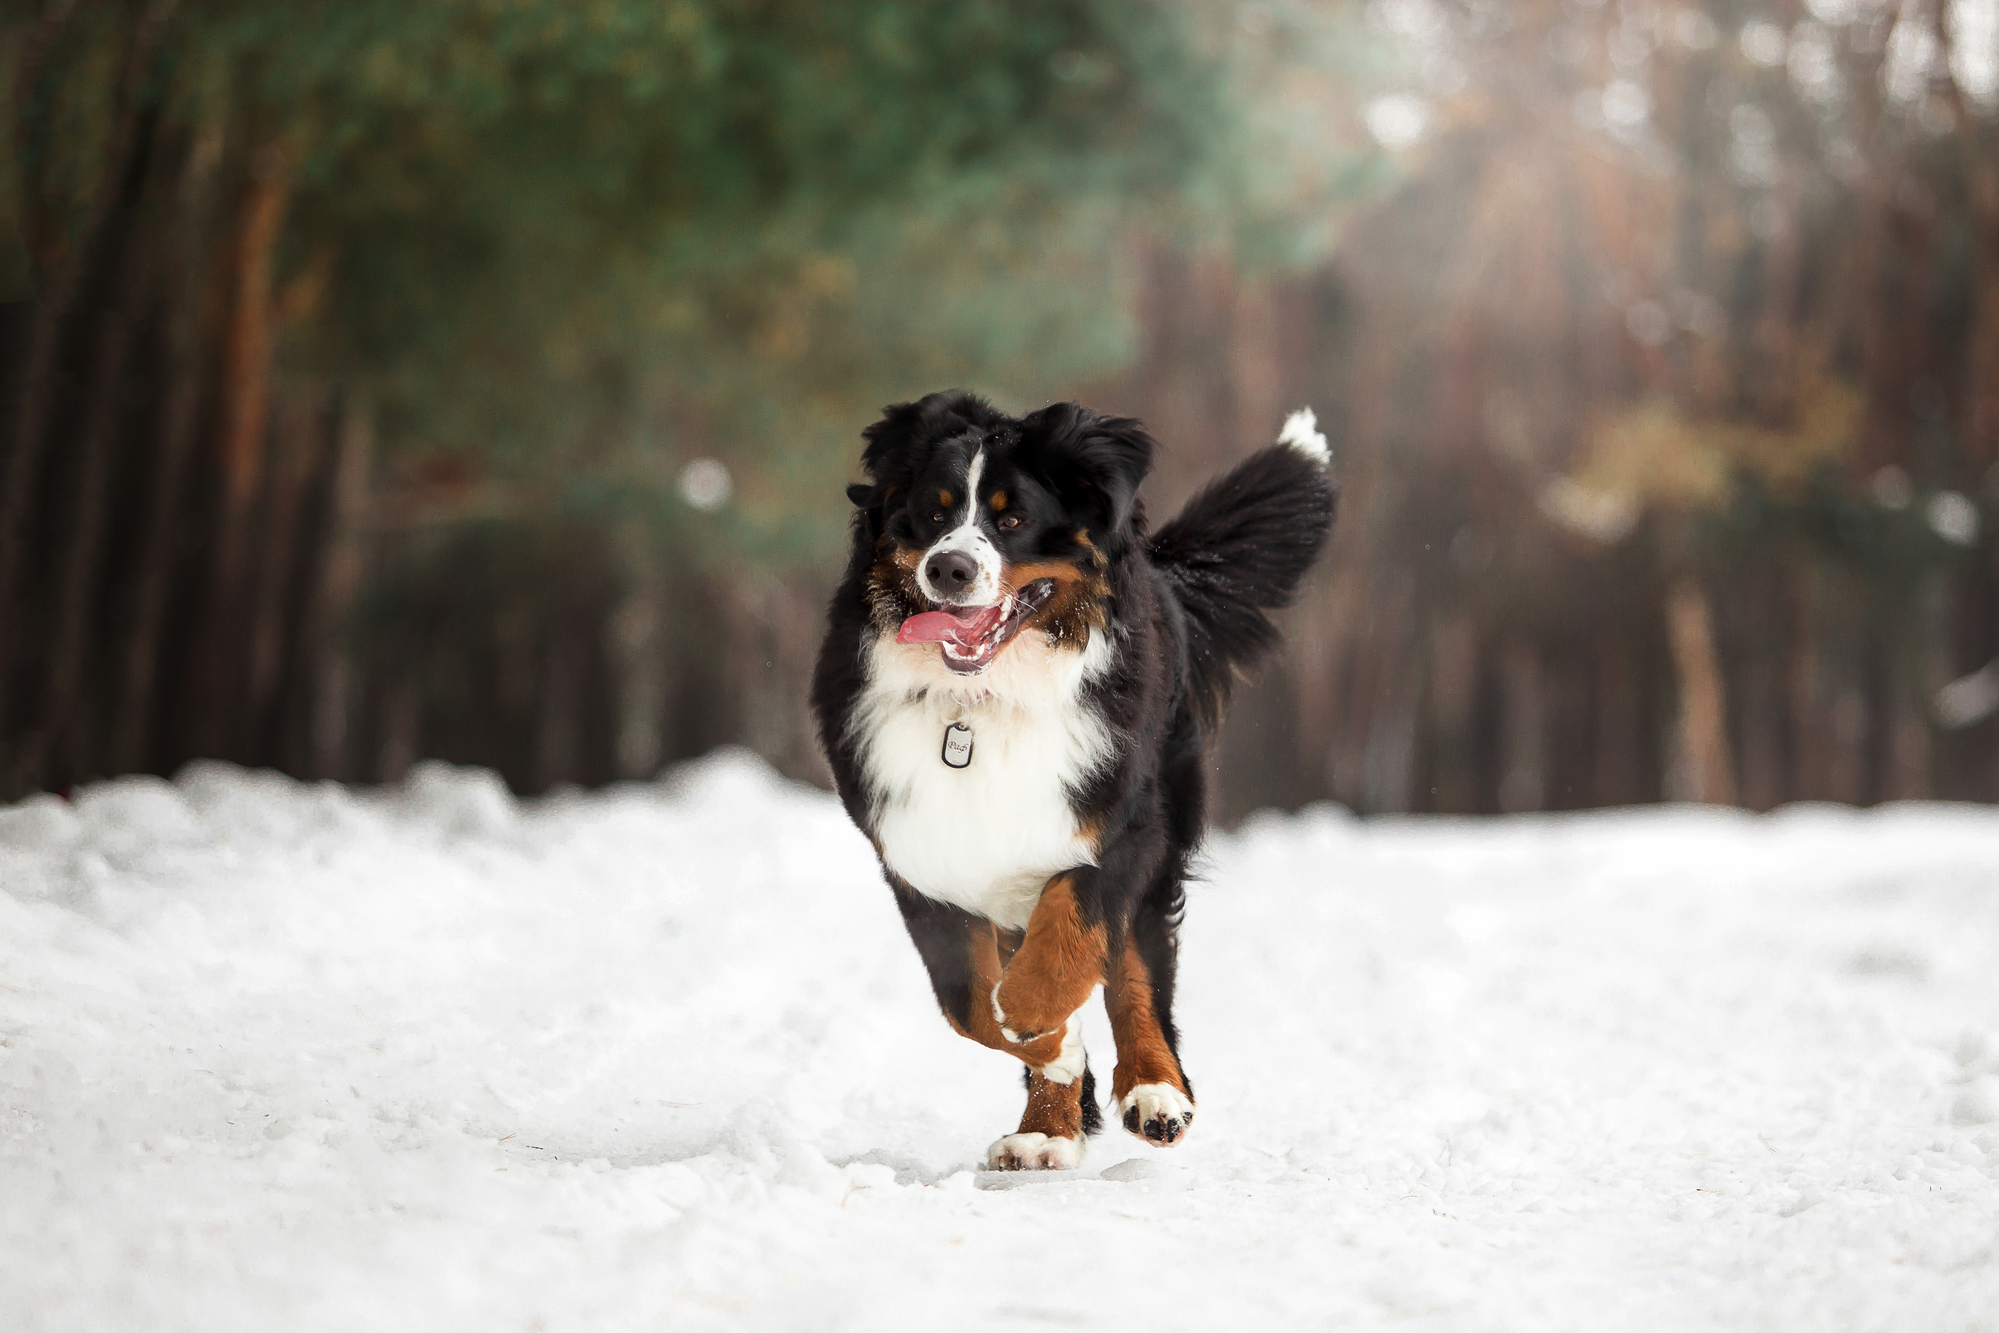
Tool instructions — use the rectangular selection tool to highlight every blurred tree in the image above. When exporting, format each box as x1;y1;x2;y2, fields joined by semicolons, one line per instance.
44;0;1985;821
0;0;1372;796
1091;0;1999;817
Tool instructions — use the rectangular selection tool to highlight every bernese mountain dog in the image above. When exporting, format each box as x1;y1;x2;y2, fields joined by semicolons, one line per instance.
812;391;1336;1170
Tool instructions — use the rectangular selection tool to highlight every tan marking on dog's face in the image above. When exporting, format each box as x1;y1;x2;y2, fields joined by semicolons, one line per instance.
1005;559;1094;589
994;875;1108;1040
990;490;1008;511
865;542;925;629
1107;937;1188;1102
937;489;953;508
1003;558;1110;646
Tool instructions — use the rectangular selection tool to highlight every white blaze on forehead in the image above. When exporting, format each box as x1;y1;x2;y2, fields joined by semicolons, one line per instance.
960;449;986;513
915;447;1003;606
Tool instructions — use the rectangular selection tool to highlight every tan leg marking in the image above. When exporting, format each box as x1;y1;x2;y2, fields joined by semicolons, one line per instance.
1016;1068;1088;1141
1106;935;1188;1102
996;926;1025;969
941;922;1070;1068
993;875;1108;1043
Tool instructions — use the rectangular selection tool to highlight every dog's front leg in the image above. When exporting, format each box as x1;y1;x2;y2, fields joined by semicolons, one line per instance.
991;871;1109;1064
889;878;1071;1066
890;875;1099;1169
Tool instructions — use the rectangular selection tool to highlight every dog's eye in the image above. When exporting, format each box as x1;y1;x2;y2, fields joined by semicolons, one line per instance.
997;514;1023;530
929;510;947;525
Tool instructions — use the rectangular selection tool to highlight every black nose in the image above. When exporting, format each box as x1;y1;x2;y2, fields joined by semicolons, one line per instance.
925;550;979;591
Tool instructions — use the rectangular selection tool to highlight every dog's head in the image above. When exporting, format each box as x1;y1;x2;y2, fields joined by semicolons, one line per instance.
845;390;1155;675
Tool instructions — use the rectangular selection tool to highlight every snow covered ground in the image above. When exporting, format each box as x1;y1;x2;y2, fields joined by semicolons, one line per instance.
3;750;1998;1332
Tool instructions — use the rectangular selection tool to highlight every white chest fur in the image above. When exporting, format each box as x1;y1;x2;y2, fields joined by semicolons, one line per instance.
851;629;1116;929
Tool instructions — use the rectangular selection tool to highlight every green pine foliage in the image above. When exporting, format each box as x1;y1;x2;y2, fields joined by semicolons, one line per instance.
7;2;1387;564
158;1;1257;555
1;0;1387;793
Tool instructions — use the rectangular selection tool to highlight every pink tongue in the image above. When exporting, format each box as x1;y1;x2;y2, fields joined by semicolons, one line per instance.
898;604;1005;648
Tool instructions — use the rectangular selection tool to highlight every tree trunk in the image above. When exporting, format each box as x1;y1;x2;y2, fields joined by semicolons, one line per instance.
307;395;373;780
190;143;288;758
0;3;175;774
10;0;85;275
110;119;225;775
31;143;160;786
1666;577;1737;805
243;388;318;743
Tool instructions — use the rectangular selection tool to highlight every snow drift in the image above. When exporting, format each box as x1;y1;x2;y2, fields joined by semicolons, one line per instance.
3;751;1997;1330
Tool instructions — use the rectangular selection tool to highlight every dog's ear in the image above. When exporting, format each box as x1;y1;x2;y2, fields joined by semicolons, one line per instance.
859;390;994;487
843;481;900;543
859;401;929;485
1022;403;1155;539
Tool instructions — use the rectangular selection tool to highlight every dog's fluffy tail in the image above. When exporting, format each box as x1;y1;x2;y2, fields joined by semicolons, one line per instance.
1149;409;1338;727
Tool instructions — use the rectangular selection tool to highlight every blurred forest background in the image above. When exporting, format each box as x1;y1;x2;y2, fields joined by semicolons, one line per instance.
3;0;1998;819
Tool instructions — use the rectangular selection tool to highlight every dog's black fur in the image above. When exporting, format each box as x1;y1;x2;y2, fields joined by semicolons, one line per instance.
811;390;1336;1164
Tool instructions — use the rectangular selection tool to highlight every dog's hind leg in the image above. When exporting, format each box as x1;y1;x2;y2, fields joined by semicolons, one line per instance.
1107;883;1195;1145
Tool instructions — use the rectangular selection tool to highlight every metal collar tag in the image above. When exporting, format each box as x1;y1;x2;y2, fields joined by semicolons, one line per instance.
941;722;973;769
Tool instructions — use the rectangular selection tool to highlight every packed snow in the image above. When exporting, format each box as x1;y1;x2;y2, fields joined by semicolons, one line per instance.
3;750;1997;1331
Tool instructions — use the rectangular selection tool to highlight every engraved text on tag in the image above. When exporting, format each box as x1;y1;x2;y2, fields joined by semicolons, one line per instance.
941;723;973;769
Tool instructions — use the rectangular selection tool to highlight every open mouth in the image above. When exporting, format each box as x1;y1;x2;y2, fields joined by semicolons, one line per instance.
895;579;1058;674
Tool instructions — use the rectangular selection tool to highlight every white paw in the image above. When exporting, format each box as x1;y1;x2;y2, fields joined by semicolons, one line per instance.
986;1132;1085;1171
1117;1083;1195;1145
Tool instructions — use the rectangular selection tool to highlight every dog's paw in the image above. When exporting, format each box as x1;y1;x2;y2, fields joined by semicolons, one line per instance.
1117;1083;1194;1146
992;983;1048;1045
993;984;1073;1050
986;1132;1085;1171
992;990;1087;1084
992;980;1084;1049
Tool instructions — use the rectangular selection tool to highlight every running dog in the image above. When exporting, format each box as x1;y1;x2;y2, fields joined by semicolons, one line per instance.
811;391;1336;1169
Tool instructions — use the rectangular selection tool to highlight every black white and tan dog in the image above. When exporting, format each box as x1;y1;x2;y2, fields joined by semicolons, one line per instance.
812;391;1336;1170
